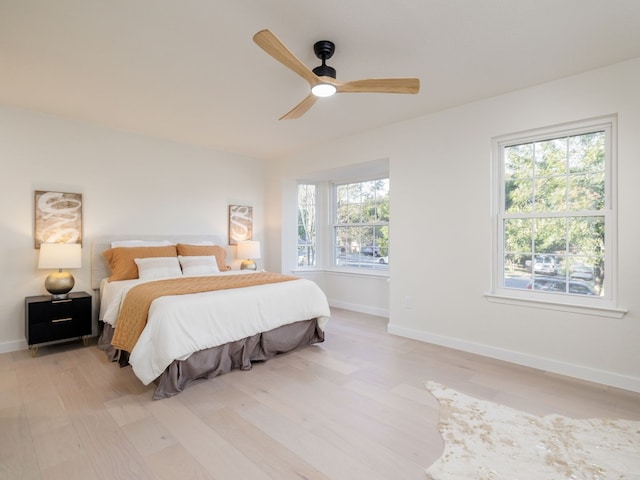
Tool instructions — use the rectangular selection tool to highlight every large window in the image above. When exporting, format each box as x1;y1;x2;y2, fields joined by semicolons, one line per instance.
493;117;616;309
334;178;389;270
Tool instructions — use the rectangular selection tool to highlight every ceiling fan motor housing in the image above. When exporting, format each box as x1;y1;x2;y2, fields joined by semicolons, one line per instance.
313;64;336;78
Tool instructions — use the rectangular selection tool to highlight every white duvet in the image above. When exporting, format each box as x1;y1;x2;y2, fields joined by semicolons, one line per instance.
99;271;330;385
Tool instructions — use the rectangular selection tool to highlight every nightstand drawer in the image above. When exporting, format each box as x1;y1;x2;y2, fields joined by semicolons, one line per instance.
28;298;76;324
28;316;87;344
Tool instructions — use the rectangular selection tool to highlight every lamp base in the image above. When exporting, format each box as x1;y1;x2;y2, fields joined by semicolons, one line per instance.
240;259;257;270
50;293;70;300
44;271;75;298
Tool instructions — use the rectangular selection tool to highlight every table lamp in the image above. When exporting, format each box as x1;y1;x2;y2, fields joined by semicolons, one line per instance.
38;242;82;299
237;240;260;270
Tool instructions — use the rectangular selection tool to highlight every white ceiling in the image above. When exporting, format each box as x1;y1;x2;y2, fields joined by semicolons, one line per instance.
2;0;640;160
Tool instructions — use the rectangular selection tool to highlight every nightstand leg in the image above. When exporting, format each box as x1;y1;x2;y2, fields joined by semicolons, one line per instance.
82;336;89;347
29;345;39;357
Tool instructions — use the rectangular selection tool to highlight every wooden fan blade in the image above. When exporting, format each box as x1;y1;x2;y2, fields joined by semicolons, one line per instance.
253;29;319;86
279;94;318;120
337;78;420;94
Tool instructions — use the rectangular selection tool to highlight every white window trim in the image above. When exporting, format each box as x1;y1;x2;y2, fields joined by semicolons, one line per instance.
293;160;390;277
484;293;627;318
487;115;626;317
295;182;319;270
330;177;389;275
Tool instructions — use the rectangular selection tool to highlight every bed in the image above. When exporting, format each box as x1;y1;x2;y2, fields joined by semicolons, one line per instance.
92;235;330;399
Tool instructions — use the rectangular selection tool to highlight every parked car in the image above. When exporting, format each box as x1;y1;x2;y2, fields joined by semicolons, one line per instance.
533;255;557;275
361;246;381;256
378;256;388;264
527;277;594;295
570;263;594;281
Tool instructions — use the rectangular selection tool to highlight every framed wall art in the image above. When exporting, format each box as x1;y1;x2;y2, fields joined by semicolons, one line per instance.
34;190;83;248
228;205;252;245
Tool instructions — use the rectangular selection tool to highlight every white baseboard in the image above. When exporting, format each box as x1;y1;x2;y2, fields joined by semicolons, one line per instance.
0;335;97;354
387;322;640;394
328;299;389;318
0;339;28;354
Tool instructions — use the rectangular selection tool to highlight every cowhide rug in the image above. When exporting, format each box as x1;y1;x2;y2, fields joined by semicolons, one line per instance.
425;381;640;479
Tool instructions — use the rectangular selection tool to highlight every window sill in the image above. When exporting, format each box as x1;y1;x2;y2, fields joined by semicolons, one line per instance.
327;267;389;278
291;266;324;273
484;293;627;318
292;267;389;279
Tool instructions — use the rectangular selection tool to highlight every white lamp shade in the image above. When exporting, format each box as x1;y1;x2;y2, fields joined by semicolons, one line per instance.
38;243;82;269
237;240;261;260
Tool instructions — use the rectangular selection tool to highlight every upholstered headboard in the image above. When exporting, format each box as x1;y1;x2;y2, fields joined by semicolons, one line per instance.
90;234;227;290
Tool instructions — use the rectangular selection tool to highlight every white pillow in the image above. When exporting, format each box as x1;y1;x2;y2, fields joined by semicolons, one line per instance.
134;257;182;280
178;255;220;276
111;240;174;248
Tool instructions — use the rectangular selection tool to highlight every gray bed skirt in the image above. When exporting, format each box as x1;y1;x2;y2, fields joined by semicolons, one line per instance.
98;319;324;400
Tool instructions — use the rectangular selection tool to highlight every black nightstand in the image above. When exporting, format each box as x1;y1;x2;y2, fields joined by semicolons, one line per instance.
25;291;92;356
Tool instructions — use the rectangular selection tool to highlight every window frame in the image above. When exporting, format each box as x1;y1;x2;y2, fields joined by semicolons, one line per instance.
488;116;625;317
331;177;389;273
296;183;318;268
294;174;390;277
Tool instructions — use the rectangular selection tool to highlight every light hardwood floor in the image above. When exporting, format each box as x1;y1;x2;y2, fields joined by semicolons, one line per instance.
1;308;639;479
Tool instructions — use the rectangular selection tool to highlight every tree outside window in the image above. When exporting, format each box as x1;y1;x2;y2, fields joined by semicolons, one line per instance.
334;178;389;270
297;184;316;267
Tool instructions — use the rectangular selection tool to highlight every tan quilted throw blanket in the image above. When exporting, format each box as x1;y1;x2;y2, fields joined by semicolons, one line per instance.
111;272;299;353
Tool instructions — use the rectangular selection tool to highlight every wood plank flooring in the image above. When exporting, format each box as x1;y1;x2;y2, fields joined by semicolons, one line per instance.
1;308;639;479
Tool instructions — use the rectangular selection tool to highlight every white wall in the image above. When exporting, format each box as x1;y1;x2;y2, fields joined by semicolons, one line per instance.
0;106;266;352
270;58;640;392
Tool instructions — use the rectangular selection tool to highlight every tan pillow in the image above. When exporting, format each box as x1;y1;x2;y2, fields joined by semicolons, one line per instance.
103;245;178;281
176;244;229;271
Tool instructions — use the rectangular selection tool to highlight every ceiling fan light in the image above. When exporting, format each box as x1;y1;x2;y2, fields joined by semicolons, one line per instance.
311;83;337;97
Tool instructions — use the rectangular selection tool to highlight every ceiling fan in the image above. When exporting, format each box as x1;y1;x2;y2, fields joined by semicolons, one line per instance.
253;29;420;120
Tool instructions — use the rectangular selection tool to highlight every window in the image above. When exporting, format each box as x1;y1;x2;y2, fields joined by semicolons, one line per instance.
492;117;617;309
297;184;317;267
334;178;389;270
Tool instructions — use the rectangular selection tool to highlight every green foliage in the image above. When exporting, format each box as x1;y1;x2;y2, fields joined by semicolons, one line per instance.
298;184;316;266
503;131;606;283
335;179;389;255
